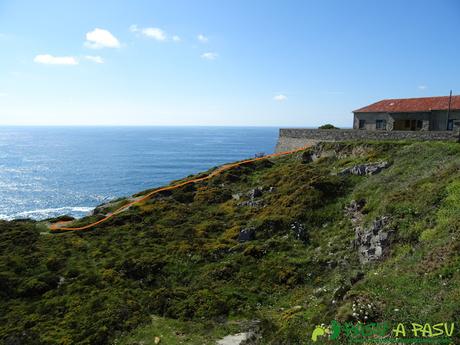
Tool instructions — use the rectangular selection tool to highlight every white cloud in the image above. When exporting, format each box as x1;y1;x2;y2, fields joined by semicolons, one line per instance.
130;25;167;41
273;94;287;102
172;35;181;42
85;55;104;64
34;54;78;65
85;28;120;49
197;34;208;42
141;27;166;41
418;85;427;90
201;52;218;60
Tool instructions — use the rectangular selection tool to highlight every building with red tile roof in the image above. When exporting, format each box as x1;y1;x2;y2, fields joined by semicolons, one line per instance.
353;95;460;131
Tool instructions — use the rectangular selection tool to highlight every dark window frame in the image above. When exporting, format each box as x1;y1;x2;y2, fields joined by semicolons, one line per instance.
376;119;387;130
447;119;454;131
358;119;366;129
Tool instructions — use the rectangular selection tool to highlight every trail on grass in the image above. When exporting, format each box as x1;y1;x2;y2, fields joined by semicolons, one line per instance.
49;146;309;232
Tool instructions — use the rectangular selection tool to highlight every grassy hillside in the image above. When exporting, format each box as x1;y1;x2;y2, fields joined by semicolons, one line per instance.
0;141;459;345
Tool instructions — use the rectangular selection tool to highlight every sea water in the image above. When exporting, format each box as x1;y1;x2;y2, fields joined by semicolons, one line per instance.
0;126;279;220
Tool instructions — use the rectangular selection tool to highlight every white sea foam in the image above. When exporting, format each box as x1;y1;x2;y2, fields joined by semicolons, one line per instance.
0;206;94;221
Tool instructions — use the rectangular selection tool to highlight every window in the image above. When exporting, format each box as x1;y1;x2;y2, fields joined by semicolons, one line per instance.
359;119;366;129
416;120;423;130
447;119;454;131
376;119;386;130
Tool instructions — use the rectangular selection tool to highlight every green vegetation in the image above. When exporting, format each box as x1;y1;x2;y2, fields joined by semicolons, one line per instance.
0;141;459;345
318;124;339;129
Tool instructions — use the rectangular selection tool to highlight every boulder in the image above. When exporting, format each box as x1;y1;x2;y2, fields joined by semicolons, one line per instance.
217;332;255;345
238;187;265;207
238;227;256;242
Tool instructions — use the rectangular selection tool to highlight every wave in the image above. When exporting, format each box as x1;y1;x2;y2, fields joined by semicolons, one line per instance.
0;206;94;221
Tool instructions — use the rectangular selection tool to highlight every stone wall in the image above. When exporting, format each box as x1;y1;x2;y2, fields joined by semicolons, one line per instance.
275;128;459;152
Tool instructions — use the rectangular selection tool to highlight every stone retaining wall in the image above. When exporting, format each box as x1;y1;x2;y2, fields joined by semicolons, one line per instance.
275;128;459;152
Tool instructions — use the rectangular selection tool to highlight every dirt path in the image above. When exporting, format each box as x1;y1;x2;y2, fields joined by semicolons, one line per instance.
49;146;309;233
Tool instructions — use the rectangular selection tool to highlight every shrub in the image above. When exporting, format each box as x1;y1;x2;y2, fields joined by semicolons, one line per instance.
319;124;339;129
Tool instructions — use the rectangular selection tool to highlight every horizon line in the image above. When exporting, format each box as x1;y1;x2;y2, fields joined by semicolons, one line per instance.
0;124;352;128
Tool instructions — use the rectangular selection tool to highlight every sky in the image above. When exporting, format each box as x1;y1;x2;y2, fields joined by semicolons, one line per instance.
0;0;459;127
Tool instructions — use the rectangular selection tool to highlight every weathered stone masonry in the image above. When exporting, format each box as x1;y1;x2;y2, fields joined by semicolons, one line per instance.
275;128;459;152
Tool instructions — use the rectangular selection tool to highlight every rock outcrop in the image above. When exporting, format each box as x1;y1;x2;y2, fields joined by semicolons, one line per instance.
300;146;336;163
339;161;389;176
217;332;255;345
237;186;275;208
346;199;393;264
355;216;392;264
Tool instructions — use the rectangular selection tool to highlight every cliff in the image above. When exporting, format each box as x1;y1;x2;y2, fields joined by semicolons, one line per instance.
0;141;459;345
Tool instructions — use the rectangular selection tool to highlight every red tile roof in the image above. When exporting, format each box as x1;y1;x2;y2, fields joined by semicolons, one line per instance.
353;95;460;113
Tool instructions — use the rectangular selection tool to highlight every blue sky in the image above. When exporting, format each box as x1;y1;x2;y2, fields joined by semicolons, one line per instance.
0;0;459;127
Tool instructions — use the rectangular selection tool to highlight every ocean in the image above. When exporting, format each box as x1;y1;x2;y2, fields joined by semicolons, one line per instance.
0;126;279;221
